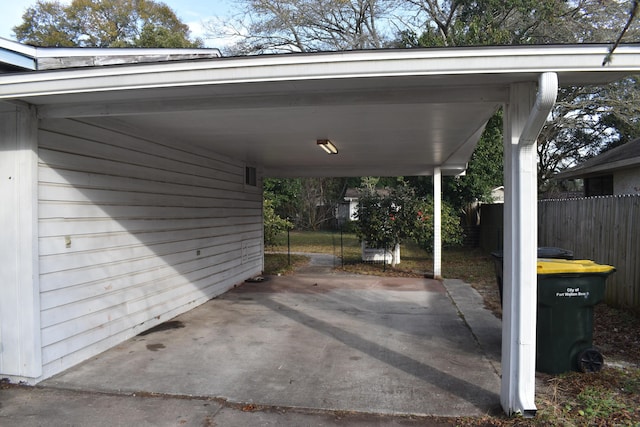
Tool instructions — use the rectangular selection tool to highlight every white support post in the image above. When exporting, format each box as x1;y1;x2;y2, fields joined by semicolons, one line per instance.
501;73;557;416
433;166;442;278
0;102;42;381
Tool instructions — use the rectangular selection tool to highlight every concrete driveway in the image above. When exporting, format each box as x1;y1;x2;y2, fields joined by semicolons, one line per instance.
41;255;502;418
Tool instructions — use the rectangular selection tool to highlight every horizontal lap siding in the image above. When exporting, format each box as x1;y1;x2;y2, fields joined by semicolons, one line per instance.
38;119;263;378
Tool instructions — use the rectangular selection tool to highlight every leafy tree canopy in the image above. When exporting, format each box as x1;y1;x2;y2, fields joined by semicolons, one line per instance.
265;177;358;231
398;0;566;47
206;0;397;54
13;0;203;48
444;111;504;208
399;107;503;216
263;198;293;246
220;0;639;197
354;181;462;252
399;0;640;193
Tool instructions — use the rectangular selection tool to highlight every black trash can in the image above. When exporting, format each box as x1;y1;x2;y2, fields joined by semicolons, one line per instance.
490;247;574;306
536;259;615;374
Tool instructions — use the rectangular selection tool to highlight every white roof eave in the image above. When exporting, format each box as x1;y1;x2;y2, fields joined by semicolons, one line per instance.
2;44;640;180
1;44;639;102
0;37;37;71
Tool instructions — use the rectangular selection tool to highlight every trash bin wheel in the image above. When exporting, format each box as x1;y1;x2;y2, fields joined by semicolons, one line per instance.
577;348;604;373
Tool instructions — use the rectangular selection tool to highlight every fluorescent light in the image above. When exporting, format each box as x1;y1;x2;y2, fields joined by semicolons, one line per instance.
317;139;338;154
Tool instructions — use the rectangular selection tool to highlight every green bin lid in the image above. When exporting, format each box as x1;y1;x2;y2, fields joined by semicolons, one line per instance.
537;258;615;274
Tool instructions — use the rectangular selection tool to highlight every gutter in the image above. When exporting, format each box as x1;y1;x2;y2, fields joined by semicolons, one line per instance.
519;72;558;147
508;71;558;417
1;45;638;100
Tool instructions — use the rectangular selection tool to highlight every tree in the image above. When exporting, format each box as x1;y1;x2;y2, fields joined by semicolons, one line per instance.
264;177;353;231
444;111;504;208
400;0;640;193
604;0;639;64
402;115;503;223
354;187;398;251
412;196;463;251
398;0;570;47
538;75;640;192
297;177;349;230
210;0;639;197
205;0;398;54
533;1;640;190
263;198;293;246
354;183;462;259
264;177;303;222
13;0;203;48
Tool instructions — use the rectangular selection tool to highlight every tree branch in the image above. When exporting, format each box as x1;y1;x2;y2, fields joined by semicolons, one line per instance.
603;0;638;65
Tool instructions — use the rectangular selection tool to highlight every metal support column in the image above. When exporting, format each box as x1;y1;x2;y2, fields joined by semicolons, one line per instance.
433;166;442;278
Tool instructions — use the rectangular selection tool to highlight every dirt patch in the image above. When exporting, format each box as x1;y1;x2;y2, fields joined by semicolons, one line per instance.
145;343;166;352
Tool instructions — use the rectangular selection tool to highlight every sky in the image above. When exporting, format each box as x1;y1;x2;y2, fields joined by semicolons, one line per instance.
0;0;235;48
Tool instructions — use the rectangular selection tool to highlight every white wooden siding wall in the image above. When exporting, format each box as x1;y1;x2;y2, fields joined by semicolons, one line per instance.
37;119;263;379
0;103;41;380
614;169;640;195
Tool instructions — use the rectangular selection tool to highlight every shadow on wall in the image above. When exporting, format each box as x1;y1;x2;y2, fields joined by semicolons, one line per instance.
36;118;264;379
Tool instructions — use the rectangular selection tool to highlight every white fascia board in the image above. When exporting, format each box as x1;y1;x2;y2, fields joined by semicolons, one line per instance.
0;38;221;59
34;47;222;70
0;37;37;57
37;85;508;119
1;45;640;101
1;38;221;71
0;49;36;71
0;38;37;70
265;164;467;178
33;47;221;59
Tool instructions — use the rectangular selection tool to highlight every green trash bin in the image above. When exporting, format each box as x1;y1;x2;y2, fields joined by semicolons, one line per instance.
490;247;574;307
536;259;615;374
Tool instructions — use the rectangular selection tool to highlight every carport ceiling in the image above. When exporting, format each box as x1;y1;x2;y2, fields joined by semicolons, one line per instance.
2;45;639;177
79;78;504;177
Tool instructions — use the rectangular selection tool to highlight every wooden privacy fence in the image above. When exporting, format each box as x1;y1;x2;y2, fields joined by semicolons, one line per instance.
538;195;640;309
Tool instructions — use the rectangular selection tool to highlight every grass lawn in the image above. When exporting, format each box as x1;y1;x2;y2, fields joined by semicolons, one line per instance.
265;230;640;426
267;230;501;312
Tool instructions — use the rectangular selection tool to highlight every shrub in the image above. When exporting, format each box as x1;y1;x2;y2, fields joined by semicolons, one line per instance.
263;198;293;247
412;196;464;251
354;186;462;252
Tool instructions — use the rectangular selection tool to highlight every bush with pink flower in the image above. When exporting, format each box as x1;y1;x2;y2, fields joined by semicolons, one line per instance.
355;185;463;254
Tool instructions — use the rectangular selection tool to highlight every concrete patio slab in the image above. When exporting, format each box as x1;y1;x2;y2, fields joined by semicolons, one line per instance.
41;263;502;418
0;384;457;426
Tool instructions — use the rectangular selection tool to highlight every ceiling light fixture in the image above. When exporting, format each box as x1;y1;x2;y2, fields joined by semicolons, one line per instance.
317;139;338;154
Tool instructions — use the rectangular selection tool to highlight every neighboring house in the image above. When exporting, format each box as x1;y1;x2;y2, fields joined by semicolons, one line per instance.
490;186;505;203
336;188;391;224
336;188;360;223
555;138;640;197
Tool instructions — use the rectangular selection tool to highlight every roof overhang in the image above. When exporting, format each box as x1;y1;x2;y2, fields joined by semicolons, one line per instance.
556;157;640;179
0;37;221;71
555;138;640;180
1;44;639;177
0;38;37;72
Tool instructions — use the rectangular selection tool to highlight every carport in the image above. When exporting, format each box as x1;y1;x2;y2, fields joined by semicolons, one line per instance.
1;39;640;415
